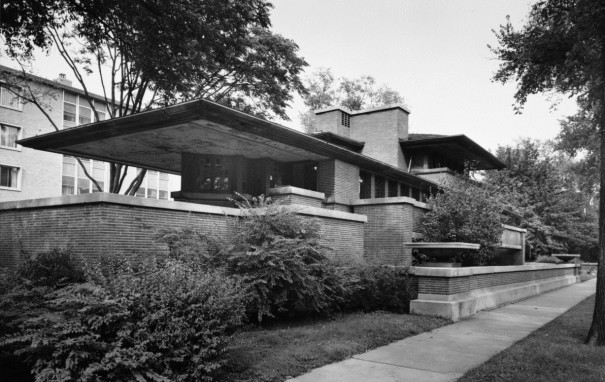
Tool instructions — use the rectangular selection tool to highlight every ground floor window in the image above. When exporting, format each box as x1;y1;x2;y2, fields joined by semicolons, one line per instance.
359;171;372;199
0;164;20;189
62;156;105;195
135;170;170;200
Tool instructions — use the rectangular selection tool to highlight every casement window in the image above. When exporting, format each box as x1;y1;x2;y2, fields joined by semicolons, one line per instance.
374;176;386;198
0;164;20;190
196;157;232;192
135;170;170;199
61;156;105;195
359;171;372;199
0;123;20;149
400;184;410;198
388;180;398;197
63;92;107;129
0;85;22;111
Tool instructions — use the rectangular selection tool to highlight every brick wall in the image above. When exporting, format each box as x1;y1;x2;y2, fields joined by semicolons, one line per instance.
353;200;415;266
317;160;335;197
0;194;365;267
416;266;577;296
314;110;350;137
350;108;408;170
270;194;323;208
334;160;359;201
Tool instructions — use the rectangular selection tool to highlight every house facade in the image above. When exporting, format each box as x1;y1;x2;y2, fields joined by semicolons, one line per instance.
0;97;515;268
0;66;178;203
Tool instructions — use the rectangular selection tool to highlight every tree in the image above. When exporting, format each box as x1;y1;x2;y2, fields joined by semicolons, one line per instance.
484;139;598;259
0;0;307;194
299;68;405;132
490;0;605;345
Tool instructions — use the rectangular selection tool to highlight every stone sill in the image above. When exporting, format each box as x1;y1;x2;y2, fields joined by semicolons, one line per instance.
402;242;480;250
351;196;429;209
411;263;580;277
268;186;325;200
0;193;367;223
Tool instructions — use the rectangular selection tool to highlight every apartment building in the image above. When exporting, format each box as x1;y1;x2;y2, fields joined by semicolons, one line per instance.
0;66;177;202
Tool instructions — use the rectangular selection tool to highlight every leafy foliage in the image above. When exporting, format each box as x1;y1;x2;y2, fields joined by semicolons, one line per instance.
1;254;247;382
535;255;563;264
299;67;405;132
159;196;339;322
420;180;503;266
17;247;85;288
339;265;416;314
484;139;598;259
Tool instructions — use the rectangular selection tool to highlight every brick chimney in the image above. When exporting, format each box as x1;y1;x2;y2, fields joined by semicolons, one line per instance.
54;73;72;87
349;104;410;170
313;106;352;138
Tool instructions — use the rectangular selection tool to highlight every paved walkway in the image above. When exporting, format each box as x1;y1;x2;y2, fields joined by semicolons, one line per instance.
288;278;597;382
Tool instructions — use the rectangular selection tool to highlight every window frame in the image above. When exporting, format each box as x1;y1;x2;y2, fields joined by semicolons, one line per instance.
0;163;21;191
62;91;108;129
0;85;23;111
61;156;107;195
0;122;22;151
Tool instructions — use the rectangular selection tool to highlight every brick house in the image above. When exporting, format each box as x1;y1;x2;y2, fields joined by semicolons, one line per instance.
1;98;506;266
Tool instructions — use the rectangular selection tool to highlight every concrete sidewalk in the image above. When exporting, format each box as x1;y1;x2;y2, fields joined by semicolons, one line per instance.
288;278;597;382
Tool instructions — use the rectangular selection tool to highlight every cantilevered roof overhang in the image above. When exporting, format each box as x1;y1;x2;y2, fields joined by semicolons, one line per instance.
400;134;505;170
19;98;437;189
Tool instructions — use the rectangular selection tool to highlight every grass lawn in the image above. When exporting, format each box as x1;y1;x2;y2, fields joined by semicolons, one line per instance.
459;294;605;382
220;311;449;382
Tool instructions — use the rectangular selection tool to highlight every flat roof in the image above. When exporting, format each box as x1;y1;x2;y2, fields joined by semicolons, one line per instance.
314;103;411;116
19;98;438;189
400;134;505;170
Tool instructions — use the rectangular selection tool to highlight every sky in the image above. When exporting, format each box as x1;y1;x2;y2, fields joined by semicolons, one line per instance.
269;0;579;152
0;0;578;154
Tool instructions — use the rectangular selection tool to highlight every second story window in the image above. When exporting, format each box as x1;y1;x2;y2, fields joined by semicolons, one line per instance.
0;85;22;111
0;164;20;190
63;92;107;129
0;123;20;149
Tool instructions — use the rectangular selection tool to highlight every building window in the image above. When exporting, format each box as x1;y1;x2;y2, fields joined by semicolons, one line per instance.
359;171;372;199
62;156;105;195
0;164;20;189
411;187;420;201
388;180;398;197
136;170;170;199
0;86;22;110
0;123;20;149
400;184;410;197
194;157;232;192
63;92;107;129
375;176;386;198
341;111;350;127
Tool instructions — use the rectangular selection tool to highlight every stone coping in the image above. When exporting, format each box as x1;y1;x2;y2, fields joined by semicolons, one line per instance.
502;224;527;233
171;191;250;200
411;263;579;277
411;167;457;175
402;242;480;250
351;196;429;209
0;193;367;222
267;186;325;200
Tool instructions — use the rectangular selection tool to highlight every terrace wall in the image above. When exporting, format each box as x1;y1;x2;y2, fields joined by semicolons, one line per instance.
0;193;366;267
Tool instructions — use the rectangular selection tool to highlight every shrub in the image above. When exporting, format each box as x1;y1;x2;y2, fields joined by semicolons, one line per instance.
535;255;563;264
158;196;339;322
420;180;504;266
339;264;416;314
17;247;85;288
1;257;247;382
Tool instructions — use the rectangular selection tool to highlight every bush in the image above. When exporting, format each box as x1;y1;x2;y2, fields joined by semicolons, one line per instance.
159;196;338;322
420;180;504;266
17;247;85;288
1;257;247;382
535;255;563;264
339;264;416;314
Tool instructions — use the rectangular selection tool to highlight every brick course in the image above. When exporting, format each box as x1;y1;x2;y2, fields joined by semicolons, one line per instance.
0;195;364;266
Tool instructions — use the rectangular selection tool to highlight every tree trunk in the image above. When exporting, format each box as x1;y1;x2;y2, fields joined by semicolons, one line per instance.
585;42;605;345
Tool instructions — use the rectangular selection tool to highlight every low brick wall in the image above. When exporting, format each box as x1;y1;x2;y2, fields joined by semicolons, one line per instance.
411;263;580;321
352;197;429;266
0;193;366;267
